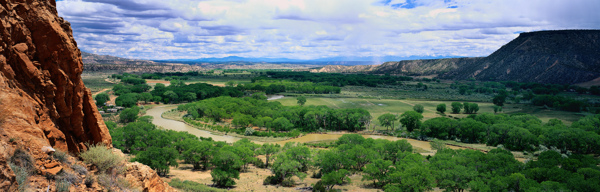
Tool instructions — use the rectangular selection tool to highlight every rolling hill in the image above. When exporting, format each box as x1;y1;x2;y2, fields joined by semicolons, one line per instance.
441;30;600;84
315;30;600;85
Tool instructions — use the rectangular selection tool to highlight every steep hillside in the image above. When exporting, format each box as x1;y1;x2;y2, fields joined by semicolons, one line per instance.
311;58;483;76
314;30;600;85
441;30;600;84
0;0;172;191
372;57;483;75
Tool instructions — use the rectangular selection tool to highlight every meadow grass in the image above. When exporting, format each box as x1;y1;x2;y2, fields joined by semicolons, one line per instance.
272;95;585;130
82;74;114;93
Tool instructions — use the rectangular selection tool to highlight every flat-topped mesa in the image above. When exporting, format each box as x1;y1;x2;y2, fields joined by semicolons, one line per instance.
0;0;111;154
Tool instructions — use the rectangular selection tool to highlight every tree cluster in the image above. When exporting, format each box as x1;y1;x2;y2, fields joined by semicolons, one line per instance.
257;71;412;87
532;95;588;112
419;113;600;153
239;80;341;94
178;96;372;132
111;74;243;107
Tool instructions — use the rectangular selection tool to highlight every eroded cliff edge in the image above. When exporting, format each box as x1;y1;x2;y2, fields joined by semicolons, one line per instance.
0;0;172;191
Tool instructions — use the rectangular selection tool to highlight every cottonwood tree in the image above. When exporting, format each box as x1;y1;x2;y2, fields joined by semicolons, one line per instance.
400;111;423;132
297;96;307;106
183;141;214;170
95;93;110;106
211;146;242;187
437;103;447;114
377;113;397;131
451;102;463;114
257;143;280;168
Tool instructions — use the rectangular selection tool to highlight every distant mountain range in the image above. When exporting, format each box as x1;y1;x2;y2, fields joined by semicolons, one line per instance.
82;30;600;85
155;55;457;65
315;30;600;85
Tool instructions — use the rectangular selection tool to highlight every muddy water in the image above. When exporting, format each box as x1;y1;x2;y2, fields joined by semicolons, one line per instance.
146;105;241;143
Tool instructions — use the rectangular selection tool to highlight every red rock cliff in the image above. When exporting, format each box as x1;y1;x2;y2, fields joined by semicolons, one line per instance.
0;0;111;153
0;1;175;191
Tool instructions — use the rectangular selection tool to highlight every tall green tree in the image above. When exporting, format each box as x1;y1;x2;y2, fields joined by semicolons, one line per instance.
182;140;214;170
95;93;110;106
211;147;242;187
257;143;280;168
362;159;394;187
163;91;178;103
139;92;153;104
493;90;508;106
134;146;179;176
436;103;446;114
119;107;140;123
451;102;463;114
272;117;294;131
400;111;423;132
378;113;397;131
321;169;351;190
270;152;307;186
297;96;307;106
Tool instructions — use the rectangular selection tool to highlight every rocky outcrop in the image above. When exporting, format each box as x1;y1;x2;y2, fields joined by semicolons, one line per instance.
0;0;173;191
125;162;176;192
0;0;111;154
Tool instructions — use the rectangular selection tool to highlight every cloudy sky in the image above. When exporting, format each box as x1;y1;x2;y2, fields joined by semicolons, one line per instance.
56;0;600;60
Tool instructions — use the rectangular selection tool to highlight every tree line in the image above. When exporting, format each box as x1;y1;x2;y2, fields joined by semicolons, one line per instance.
416;113;600;153
102;74;244;107
178;95;372;133
238;79;341;94
259;71;413;87
109;117;600;192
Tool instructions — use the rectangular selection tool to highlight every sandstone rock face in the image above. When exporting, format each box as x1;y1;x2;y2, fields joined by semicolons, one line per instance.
125;162;177;192
0;1;175;192
0;0;111;153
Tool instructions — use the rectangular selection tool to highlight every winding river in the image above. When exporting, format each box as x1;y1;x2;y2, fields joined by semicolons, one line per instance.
147;105;242;143
145;105;467;152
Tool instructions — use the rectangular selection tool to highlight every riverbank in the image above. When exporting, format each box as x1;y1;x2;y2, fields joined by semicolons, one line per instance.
161;109;294;143
147;104;530;162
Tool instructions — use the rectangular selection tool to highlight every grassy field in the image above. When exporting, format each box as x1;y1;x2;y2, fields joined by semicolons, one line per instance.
82;73;114;93
272;96;586;130
146;78;251;87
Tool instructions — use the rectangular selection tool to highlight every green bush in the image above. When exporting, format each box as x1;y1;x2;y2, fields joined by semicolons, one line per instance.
10;148;35;192
84;175;95;188
10;148;36;172
79;144;123;173
57;170;81;186
52;150;70;165
56;179;71;192
9;163;29;191
71;164;88;175
413;104;424;114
